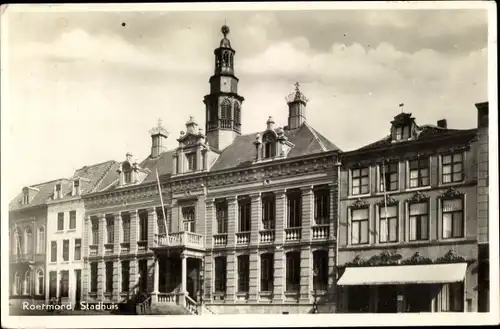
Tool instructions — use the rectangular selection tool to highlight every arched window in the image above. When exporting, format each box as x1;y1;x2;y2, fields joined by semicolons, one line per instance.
221;99;232;120
12;228;20;255
24;227;32;255
36;269;44;295
122;162;132;184
13;272;20;295
229;53;234;67
234;102;241;124
262;132;276;159
37;226;45;254
23;269;31;295
223;52;229;65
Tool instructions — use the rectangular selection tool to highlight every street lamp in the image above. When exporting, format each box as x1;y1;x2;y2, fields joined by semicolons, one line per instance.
312;268;319;314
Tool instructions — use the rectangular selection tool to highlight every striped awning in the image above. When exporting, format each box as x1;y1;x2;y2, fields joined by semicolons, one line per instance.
337;263;467;286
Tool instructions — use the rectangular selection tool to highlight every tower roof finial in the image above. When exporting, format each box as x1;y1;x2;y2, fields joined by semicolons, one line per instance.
149;117;169;137
221;23;230;38
286;81;309;104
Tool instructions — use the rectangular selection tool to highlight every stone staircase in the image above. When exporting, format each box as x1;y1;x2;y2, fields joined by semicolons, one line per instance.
148;303;191;315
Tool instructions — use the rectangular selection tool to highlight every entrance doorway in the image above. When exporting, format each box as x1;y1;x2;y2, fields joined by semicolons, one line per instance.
377;285;398;313
75;270;81;308
139;260;148;293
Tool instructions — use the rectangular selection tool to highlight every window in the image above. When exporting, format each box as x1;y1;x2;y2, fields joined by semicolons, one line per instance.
122;214;130;243
314;189;330;225
57;212;64;231
13;272;20;296
237;255;250;293
313;250;328;291
182;207;195;232
221;99;232;120
352;168;369;195
50;241;57;262
121;261;130;292
106;217;114;244
287;192;302;228
379;205;398;243
285;252;300;293
23;269;31;295
260;253;274;292
395;125;411;141
380;162;399;192
186;153;197;172
263;133;276;159
73;179;80;195
23;192;29;205
442;198;464;239
36;269;44;295
62;240;69;261
435;283;464;312
216;202;228;234
60;270;69;297
91;218;99;245
74;239;81;261
351;208;369;245
13;229;22;255
69;211;76;229
105;262;113;293
90;262;98;293
123;162;132;184
409;158;429;188
139;211;148;242
442;153;464;184
234;102;241;124
37;226;45;254
238;198;251;232
409;202;429;241
156;207;168;235
24;227;32;255
262;195;275;230
49;271;57;298
214;256;227;293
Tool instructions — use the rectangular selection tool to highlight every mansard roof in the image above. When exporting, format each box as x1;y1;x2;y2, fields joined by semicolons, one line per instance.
71;160;117;195
211;122;341;171
354;125;477;153
9;179;68;211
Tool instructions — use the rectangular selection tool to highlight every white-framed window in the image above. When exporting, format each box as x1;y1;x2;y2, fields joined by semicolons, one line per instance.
441;153;464;184
37;226;45;254
351;167;370;195
23;269;31;295
237;254;250;293
395;125;411;141
214;256;227;293
24;227;32;255
90;262;98;293
123;162;133;184
379;162;399;192
409;158;430;188
106;216;114;244
379;204;398;243
442;198;464;239
74;238;81;261
36;269;44;295
287;191;302;228
312;249;328;291
262;194;276;230
351;207;369;245
122;213;131;243
409;202;429;241
13;272;20;295
91;217;99;245
50;241;57;262
260;253;274;292
69;211;76;229
23;192;29;205
238;198;251;232
285;251;300;293
186;153;197;172
215;202;228;234
262;132;276;159
182;207;195;232
13;228;22;255
62;239;69;261
314;189;330;225
57;212;64;231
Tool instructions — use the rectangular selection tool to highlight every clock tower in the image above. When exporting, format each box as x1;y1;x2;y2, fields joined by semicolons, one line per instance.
204;24;245;151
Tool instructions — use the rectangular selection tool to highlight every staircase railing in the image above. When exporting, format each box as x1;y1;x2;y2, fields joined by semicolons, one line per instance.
185;295;198;315
137;295;152;314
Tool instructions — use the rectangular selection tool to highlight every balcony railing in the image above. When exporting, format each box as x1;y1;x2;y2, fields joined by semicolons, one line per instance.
213;233;228;247
236;232;250;245
285;227;301;242
259;229;275;243
155;232;204;250
11;253;33;263
312;224;329;240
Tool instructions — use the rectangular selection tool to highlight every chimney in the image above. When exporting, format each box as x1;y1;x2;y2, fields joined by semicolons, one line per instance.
149;119;169;158
266;116;275;131
185;116;198;135
476;102;488;128
437;119;447;129
286;82;309;130
126;152;134;162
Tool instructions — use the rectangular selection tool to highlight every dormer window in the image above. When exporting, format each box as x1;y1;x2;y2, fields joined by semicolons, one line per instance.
23;192;29;205
395;125;411;141
54;183;62;199
263;132;276;159
186;153;197;172
123;162;132;184
73;179;80;196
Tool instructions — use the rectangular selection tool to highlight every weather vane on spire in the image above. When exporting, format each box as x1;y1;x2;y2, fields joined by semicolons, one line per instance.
294;82;300;92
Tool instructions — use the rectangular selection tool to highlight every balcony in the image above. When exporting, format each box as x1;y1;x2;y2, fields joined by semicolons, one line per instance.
259;229;275;244
236;232;250;245
312;224;329;240
89;245;98;256
285;227;301;242
155;232;205;251
213;233;228;247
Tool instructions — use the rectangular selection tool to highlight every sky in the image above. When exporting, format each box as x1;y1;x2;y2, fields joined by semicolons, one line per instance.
2;5;490;200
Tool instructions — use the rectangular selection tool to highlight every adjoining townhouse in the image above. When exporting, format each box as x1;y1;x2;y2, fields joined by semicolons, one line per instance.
45;161;116;306
81;24;342;315
9;179;64;309
475;101;489;312
336;108;482;313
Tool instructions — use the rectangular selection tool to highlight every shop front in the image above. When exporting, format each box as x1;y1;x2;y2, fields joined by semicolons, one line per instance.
337;262;468;313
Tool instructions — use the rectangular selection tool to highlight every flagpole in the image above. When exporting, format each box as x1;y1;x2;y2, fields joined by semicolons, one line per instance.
382;160;389;242
156;168;169;246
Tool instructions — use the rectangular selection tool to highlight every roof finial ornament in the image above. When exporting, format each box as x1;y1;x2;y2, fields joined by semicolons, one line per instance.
149;117;168;137
399;103;404;113
295;81;300;92
221;23;230;38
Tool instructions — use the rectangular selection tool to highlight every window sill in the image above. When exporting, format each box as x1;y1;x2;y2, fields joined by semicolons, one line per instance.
66;229;77;233
405;186;432;192
348;193;371;199
236;292;249;297
55;230;65;234
374;190;400;196
61;261;70;264
438;180;466;188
